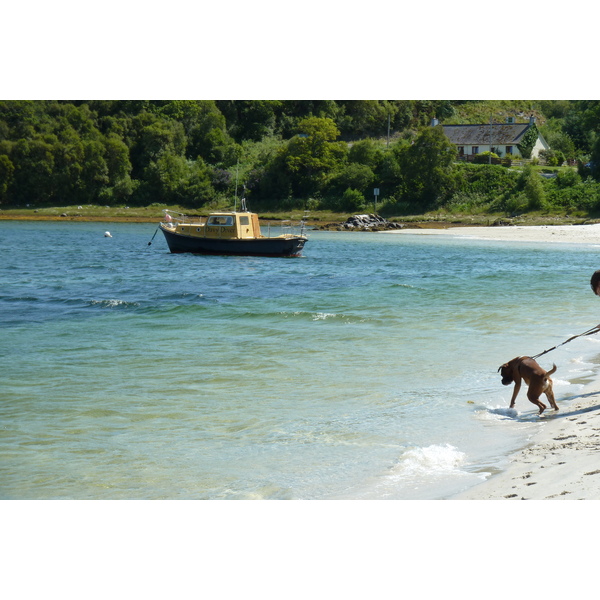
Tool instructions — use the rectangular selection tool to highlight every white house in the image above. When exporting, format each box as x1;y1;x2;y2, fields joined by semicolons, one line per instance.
440;116;549;159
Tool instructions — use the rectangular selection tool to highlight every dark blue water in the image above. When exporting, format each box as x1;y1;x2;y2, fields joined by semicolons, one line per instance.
2;221;600;499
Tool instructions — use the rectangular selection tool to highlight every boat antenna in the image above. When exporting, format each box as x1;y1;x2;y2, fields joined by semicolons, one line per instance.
234;160;240;212
241;185;247;212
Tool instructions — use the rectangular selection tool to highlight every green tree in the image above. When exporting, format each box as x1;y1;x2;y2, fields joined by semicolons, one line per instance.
376;138;410;195
397;126;456;209
348;139;383;169
590;135;600;181
141;153;214;207
0;154;14;202
80;140;109;202
539;120;576;161
51;130;84;202
339;188;367;212
282;117;346;196
231;101;283;141
103;134;134;201
555;168;580;188
130;114;186;177
338;101;390;136
159;101;240;165
521;165;547;210
329;163;374;195
11;138;55;203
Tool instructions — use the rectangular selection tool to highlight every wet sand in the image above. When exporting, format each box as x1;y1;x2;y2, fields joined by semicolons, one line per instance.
452;381;600;499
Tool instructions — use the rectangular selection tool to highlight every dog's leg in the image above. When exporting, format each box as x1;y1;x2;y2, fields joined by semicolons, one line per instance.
527;390;547;415
509;378;521;408
545;383;559;411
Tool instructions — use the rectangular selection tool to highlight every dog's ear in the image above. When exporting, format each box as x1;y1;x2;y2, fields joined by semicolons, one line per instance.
498;364;507;373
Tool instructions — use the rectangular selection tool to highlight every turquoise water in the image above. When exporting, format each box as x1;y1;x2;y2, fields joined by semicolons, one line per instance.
2;220;600;499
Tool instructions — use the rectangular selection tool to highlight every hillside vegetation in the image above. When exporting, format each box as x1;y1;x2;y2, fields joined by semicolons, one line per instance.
1;100;600;218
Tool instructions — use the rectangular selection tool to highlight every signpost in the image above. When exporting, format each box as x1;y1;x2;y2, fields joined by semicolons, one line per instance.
374;188;380;212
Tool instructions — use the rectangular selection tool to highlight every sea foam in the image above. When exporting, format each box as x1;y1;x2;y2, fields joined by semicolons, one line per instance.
391;444;467;479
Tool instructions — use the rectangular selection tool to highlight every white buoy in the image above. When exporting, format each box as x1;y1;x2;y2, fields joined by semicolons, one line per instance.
104;231;112;238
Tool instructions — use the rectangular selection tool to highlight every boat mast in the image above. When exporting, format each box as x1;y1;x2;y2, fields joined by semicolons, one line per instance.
241;185;247;212
234;160;240;212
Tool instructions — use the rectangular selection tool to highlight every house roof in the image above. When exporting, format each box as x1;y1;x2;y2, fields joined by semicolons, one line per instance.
442;123;531;145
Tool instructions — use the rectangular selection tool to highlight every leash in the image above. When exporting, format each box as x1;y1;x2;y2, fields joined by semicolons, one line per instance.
530;323;600;360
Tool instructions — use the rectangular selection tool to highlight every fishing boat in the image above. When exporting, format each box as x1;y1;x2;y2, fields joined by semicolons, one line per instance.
158;202;308;257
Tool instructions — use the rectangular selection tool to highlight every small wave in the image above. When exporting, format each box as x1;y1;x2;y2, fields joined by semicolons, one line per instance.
3;295;41;303
486;406;519;419
570;356;590;365
553;377;581;387
88;299;140;309
276;310;357;323
312;312;337;321
481;404;555;422
389;444;466;480
389;283;418;289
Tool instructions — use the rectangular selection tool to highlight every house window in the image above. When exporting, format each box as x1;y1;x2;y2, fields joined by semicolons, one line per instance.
506;146;513;155
457;146;464;156
472;146;479;155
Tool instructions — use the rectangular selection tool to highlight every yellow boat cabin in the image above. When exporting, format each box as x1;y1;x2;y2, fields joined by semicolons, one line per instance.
174;212;262;240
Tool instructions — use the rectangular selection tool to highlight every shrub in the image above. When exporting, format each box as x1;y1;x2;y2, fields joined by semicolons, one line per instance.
473;151;500;164
522;167;547;210
446;191;491;213
503;192;528;215
453;163;519;197
329;163;374;194
339;188;367;212
555;169;581;188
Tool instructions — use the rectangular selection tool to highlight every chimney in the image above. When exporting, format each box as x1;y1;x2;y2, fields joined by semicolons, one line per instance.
529;115;536;125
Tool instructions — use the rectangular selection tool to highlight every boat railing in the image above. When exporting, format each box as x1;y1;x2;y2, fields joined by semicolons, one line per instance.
162;210;205;227
281;220;292;236
264;212;309;238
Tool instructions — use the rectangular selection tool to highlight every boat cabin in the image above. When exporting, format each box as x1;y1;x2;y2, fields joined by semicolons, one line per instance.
172;212;263;240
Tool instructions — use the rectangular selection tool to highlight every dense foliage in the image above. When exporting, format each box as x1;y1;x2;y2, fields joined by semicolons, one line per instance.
1;100;600;216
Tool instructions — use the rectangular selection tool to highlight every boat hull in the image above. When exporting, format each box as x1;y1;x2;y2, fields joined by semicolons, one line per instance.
160;225;306;257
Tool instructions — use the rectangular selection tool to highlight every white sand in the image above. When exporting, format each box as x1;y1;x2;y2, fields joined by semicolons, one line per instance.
387;222;600;245
452;381;600;499
393;222;600;499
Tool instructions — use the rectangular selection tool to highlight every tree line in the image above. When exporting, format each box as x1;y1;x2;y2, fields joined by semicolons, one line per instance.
1;100;600;216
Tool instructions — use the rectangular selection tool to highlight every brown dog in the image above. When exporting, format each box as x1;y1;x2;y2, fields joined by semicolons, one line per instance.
498;356;558;415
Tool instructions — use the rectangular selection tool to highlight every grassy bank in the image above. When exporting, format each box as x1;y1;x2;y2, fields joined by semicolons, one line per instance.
1;203;598;229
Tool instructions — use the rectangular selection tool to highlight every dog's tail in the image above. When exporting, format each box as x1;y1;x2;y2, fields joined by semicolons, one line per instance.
546;364;557;377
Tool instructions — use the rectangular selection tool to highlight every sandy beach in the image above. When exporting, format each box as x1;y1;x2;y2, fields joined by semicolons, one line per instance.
390;222;600;245
452;381;600;499
393;223;600;500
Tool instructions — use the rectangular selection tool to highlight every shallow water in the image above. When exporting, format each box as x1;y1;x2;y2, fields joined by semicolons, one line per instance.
2;220;600;499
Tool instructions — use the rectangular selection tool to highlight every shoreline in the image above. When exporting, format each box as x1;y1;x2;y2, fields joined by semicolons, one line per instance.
388;222;600;244
415;222;600;499
3;213;599;232
451;378;600;500
0;215;160;223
